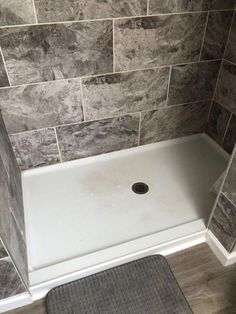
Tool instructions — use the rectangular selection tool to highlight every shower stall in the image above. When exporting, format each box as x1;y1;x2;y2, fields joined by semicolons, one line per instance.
0;0;235;311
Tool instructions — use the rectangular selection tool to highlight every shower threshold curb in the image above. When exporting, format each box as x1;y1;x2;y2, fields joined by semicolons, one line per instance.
29;221;207;300
2;228;236;313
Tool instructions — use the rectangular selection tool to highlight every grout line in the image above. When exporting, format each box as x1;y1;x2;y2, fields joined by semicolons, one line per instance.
113;19;115;73
207;145;236;228
8;98;212;136
198;11;209;61
211;99;230;111
165;66;172;107
222;58;236;66
222;191;236;208
0;46;12;86
222;10;235;59
0;59;222;91
147;0;150;15
79;78;87;121
0;8;234;29
0;256;9;262
206;57;223;124
54;127;62;163
221;113;232;144
137;112;142;146
31;0;38;24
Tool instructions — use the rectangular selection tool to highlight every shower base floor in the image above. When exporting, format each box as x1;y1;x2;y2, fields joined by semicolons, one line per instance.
22;134;228;288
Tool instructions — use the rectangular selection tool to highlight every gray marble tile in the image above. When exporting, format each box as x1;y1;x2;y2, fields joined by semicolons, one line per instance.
223;149;236;206
0;79;84;134
9;214;28;286
56;114;139;161
0;240;7;259
0;157;11;251
0;53;9;88
0;114;25;228
167;61;220;106
10;128;60;170
195;0;236;11
114;13;207;71
201;11;233;60
140;101;209;144
0;258;26;300
225;14;236;64
0;114;28;286
206;101;231;145
0;114;25;239
209;193;236;252
0;21;113;85
215;60;236;114
0;0;36;27
0;114;17;177
82;67;170;120
223;114;236;155
34;0;147;23
148;0;236;14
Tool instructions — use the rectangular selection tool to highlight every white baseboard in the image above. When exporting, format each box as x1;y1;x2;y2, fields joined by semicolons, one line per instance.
206;230;236;266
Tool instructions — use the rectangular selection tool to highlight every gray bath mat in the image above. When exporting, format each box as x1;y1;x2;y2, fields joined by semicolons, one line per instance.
46;255;192;314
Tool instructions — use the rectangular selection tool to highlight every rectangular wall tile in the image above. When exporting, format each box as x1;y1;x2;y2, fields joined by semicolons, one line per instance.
206;101;231;144
10;128;60;170
209;193;236;252
196;0;236;11
0;79;84;134
0;53;9;88
223;149;236;205
0;258;26;300
215;60;236;114
82;67;170;120
34;0;147;23
0;20;113;85
223;114;236;154
201;11;233;60
9;214;28;286
56;114;139;161
0;157;10;250
148;0;236;14
225;15;236;64
167;61;220;106
0;0;36;26
140;101;209;145
114;13;207;71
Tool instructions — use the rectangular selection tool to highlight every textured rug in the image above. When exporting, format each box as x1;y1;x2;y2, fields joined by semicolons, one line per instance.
46;255;193;314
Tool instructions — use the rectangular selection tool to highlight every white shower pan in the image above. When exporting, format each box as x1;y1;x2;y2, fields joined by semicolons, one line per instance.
22;134;228;294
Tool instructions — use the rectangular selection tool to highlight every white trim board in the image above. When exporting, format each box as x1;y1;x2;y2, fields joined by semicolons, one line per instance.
206;231;236;266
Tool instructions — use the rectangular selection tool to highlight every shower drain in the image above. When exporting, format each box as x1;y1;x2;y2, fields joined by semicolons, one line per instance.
132;182;149;195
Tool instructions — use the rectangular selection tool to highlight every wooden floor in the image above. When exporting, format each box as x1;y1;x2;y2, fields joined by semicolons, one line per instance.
6;244;236;314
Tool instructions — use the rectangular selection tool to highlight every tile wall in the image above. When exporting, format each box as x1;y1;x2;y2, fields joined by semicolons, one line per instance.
209;146;236;252
0;113;28;288
0;240;26;300
206;11;236;154
0;0;235;169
